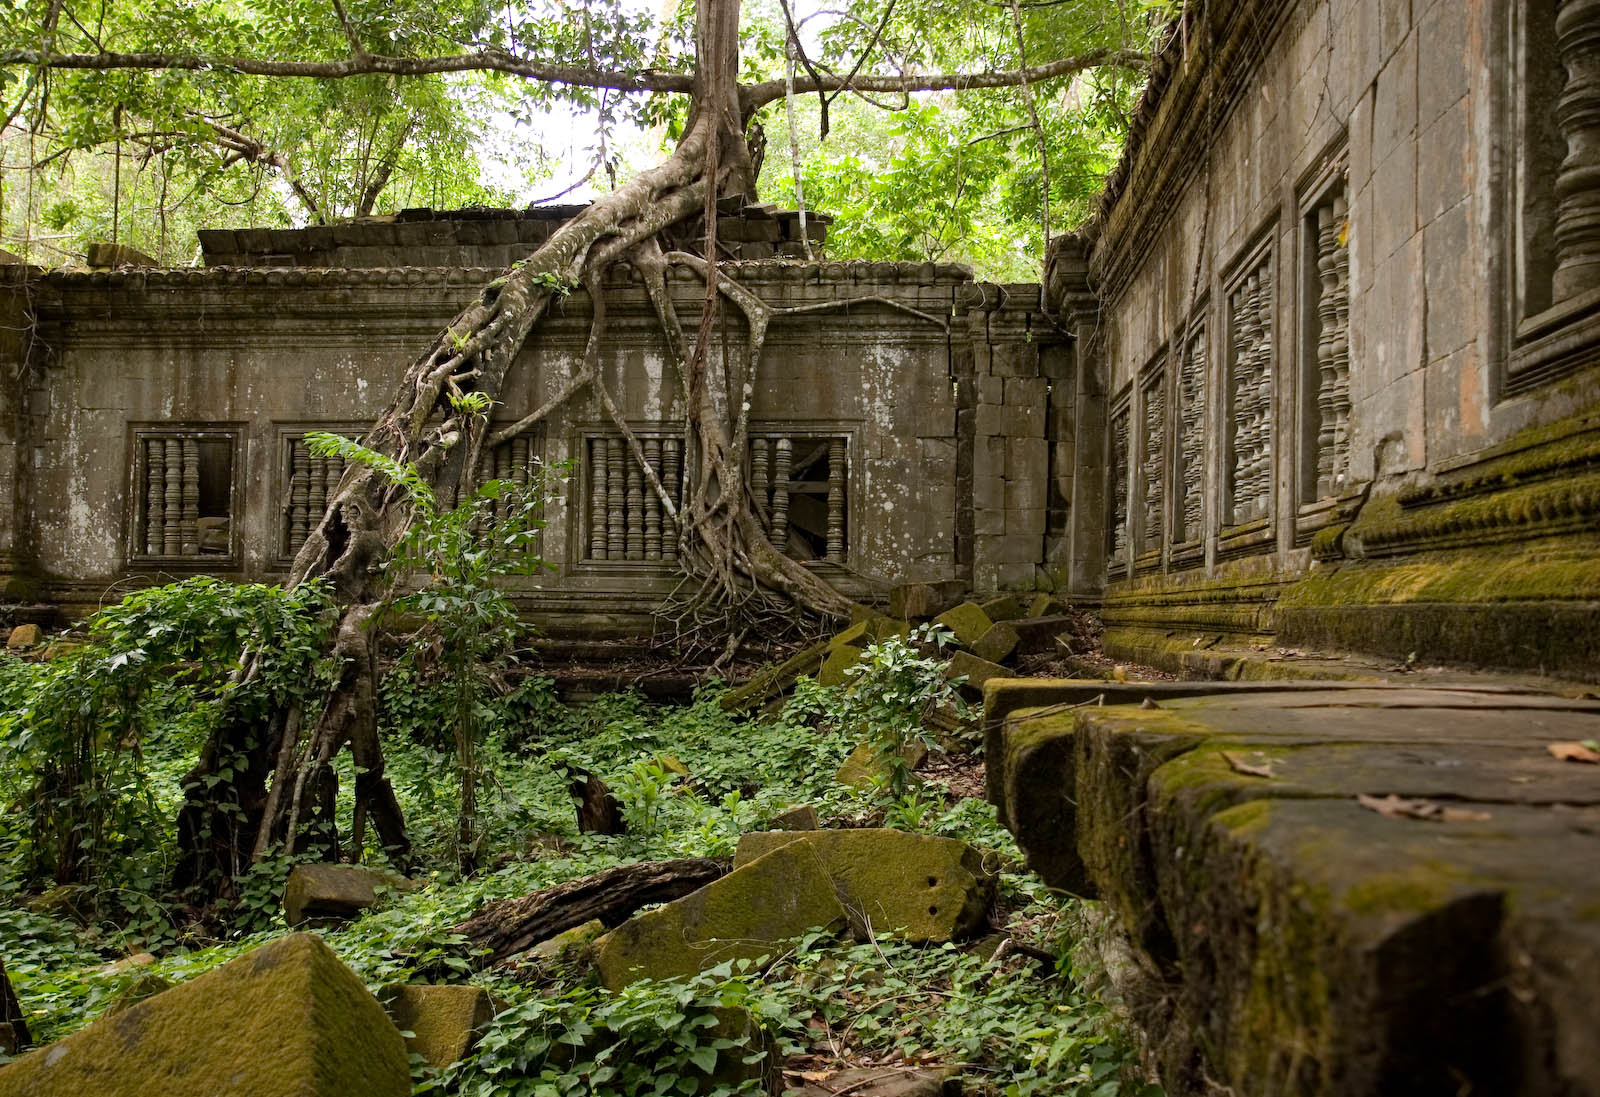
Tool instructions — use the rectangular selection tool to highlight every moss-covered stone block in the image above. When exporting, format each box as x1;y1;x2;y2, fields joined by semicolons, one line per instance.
103;972;173;1017
733;829;996;942
0;932;408;1097
284;863;412;927
591;842;847;989
889;580;966;620
528;918;605;962
768;804;819;831
378;984;500;1069
5;624;40;650
834;741;926;790
718;640;829;712
933;602;993;647
817;644;866;686
978;594;1026;622
825;621;871;651
943;650;1008;690
970;622;1020;663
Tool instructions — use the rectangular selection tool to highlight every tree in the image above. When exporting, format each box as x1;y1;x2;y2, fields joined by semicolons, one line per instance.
3;0;1153;892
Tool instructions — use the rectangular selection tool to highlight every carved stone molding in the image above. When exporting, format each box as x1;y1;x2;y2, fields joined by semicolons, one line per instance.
1554;0;1600;301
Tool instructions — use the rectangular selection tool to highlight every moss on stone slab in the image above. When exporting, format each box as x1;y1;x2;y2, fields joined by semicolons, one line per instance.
0;933;408;1097
933;602;993;647
591;842;847;990
731;828;997;942
378;984;500;1069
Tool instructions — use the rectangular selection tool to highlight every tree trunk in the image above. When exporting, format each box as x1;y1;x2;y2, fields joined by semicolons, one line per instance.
453;857;730;966
173;0;853;897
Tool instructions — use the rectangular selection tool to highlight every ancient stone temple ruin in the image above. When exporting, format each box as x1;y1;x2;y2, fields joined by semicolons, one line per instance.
0;207;1067;632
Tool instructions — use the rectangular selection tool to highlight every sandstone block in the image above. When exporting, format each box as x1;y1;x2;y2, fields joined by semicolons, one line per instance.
1012;615;1080;655
733;829;996;942
888;580;965;620
528;918;606;963
591;841;847;989
978;594;1027;622
6;624;40;650
769;804;819;831
933;602;994;647
944;650;1009;691
284;863;411;927
818;644;865;686
835;741;927;790
970;622;1020;664
718;639;829;712
0;933;408;1097
379;984;499;1069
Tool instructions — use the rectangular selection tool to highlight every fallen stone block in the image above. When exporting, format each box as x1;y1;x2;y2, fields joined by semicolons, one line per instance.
379;984;500;1069
835;741;927;790
792;1066;954;1097
1011;615;1081;655
719;639;829;712
527;918;606;963
769;803;819;830
888;580;966;620
0;932;409;1096
944;650;1009;691
1026;592;1063;618
978;594;1027;622
734;829;996;942
284;863;413;927
933;602;993;647
818;643;866;686
591;841;846;989
970;622;1020;664
5;624;40;651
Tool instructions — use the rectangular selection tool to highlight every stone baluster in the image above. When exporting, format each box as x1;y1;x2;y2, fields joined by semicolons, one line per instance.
1143;375;1165;550
321;454;342;517
771;437;792;550
644;438;662;560
1179;329;1206;542
826;438;846;562
512;437;530;484
751;437;771;531
1555;0;1600;301
307;455;329;537
662;437;682;561
145;438;166;556
163;440;183;555
180;438;200;554
590;438;609;560
625;449;644;559
606;438;625;560
1330;193;1352;490
289;441;310;553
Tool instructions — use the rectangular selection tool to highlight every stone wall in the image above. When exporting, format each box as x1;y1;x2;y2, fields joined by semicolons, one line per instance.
1;220;1062;632
1051;0;1600;679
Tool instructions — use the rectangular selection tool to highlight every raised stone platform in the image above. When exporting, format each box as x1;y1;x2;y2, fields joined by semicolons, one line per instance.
985;678;1600;1097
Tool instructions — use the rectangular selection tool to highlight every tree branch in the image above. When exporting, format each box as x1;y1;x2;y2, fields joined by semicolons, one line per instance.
742;46;1149;108
0;47;696;93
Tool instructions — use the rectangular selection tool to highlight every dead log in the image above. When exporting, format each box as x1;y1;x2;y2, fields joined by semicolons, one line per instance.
568;768;626;835
0;957;30;1050
454;857;729;966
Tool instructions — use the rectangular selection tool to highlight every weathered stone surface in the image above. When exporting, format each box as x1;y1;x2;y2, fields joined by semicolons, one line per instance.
528;918;606;962
834;741;927;790
1010;615;1079;655
591;842;847;989
283;863;411;927
103;972;173;1017
978;594;1027;622
969;622;1019;663
943;650;1008;690
932;602;993;647
889;580;966;619
5;624;40;650
719;640;829;712
733;829;995;942
378;984;499;1068
818;644;866;686
0;933;408;1096
768;803;819;830
989;682;1600;1097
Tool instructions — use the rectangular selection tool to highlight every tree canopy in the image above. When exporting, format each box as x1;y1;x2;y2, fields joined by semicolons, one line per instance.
2;0;1161;273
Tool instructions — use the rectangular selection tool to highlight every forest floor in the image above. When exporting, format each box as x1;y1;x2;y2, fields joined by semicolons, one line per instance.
0;619;1164;1097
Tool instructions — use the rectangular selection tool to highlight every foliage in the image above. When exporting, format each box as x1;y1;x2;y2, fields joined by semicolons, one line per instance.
836;624;969;799
305;426;560;872
0;578;335;911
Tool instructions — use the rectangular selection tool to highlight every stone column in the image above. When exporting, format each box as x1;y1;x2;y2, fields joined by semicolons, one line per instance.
1554;0;1600;301
1049;237;1108;600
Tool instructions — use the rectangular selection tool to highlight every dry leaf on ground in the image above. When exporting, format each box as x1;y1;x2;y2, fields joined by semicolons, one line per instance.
1547;741;1600;764
1357;793;1491;823
1220;751;1278;779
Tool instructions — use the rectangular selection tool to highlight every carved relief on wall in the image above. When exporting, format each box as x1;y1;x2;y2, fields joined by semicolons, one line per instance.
1140;365;1166;554
1226;257;1274;527
1176;324;1207;548
131;427;239;563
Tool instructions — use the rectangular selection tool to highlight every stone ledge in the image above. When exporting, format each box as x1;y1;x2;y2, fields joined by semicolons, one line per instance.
985;680;1600;1096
